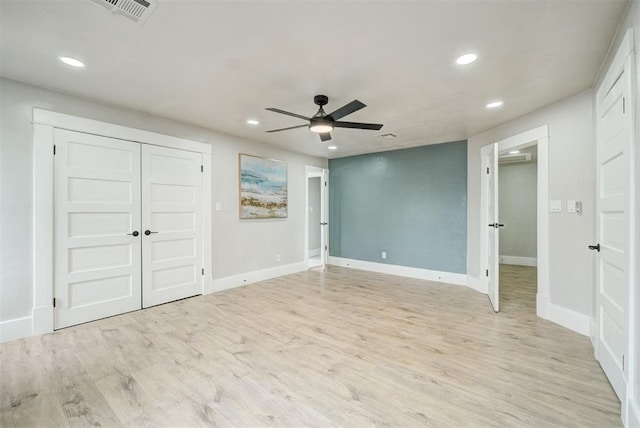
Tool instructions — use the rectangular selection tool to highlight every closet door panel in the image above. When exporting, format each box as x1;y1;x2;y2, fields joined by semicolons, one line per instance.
142;145;203;308
54;129;142;329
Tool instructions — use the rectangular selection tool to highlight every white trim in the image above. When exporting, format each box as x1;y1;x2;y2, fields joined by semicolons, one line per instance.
0;316;32;344
32;305;53;336
202;153;214;294
597;28;634;102
211;262;307;293
33;109;211;154
626;398;639;428
328;256;468;288
32;123;54;334
304;165;328;270
309;248;321;257
537;294;590;336
31;109;214;341
499;255;537;267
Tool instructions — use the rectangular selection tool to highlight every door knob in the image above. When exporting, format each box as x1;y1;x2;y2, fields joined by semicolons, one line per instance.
488;223;505;228
127;231;139;237
144;230;158;236
588;243;600;252
320;222;328;225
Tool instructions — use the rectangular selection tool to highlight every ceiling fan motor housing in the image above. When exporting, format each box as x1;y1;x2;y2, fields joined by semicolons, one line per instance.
314;95;329;106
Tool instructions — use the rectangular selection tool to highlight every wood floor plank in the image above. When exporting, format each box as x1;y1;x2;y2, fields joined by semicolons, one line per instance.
0;265;621;427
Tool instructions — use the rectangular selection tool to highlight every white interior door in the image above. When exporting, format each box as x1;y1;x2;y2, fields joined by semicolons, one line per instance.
320;169;329;269
141;144;203;308
54;129;142;329
486;143;500;312
595;65;631;402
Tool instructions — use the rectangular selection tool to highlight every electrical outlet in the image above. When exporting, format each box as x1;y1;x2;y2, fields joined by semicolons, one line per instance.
276;254;281;262
381;251;387;260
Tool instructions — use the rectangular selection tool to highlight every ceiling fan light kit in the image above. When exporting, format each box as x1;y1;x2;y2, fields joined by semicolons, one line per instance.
265;94;383;142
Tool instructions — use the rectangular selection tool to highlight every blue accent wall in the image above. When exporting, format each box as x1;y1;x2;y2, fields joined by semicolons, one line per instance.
329;141;467;274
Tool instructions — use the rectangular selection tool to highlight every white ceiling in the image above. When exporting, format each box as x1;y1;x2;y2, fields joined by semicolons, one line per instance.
0;0;627;159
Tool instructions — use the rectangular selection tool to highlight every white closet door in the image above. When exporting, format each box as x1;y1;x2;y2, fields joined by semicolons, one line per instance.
141;144;203;308
54;129;142;329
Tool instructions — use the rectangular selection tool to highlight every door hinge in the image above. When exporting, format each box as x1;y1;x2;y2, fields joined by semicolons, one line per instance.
622;354;625;370
486;167;489;174
53;145;56;155
53;298;56;308
325;181;327;186
325;245;328;251
201;268;205;276
201;165;203;172
486;269;489;277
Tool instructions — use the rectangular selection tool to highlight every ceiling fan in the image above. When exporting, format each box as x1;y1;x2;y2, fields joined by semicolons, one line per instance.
265;95;384;142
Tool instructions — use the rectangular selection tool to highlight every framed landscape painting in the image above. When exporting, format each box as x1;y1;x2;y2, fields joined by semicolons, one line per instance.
239;154;288;219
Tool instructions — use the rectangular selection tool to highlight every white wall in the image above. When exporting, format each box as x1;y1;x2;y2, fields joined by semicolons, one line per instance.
0;77;327;327
468;90;595;317
595;2;640;424
498;160;537;261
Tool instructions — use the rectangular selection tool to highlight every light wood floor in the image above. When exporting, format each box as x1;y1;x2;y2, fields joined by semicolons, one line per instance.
1;265;621;427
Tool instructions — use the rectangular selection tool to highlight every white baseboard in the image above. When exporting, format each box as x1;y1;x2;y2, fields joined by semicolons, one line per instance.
309;248;321;257
0;316;32;344
328;256;467;287
589;318;596;351
500;255;537;267
211;262;308;293
537;293;591;336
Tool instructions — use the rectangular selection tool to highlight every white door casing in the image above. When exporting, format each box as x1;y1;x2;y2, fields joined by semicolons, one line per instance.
54;129;142;329
141;144;203;308
594;48;633;405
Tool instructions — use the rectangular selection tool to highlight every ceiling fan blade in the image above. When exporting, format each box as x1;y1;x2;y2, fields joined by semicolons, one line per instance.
327;100;366;120
266;124;308;133
320;132;332;142
334;121;384;130
265;107;310;121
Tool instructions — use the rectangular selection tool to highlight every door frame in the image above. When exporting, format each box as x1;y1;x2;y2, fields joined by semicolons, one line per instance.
304;165;329;269
479;125;550;317
32;108;213;335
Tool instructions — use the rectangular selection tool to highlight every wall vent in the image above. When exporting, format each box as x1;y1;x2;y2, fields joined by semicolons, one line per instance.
89;0;158;24
498;153;532;164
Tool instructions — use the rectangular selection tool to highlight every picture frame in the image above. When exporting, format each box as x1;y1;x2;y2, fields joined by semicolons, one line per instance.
238;153;288;219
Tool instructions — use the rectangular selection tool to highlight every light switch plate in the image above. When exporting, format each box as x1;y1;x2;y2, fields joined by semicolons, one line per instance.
567;200;576;213
215;202;222;211
550;200;562;213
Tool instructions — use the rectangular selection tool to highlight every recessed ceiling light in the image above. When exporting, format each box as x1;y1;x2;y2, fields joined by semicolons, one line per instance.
328;146;337;150
486;101;504;109
509;150;520;154
59;56;85;68
246;119;260;125
456;53;477;65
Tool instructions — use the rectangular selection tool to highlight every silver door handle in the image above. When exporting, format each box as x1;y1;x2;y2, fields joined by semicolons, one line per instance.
144;230;159;236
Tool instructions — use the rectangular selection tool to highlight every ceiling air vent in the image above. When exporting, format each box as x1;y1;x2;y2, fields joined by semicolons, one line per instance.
90;0;158;24
498;153;532;164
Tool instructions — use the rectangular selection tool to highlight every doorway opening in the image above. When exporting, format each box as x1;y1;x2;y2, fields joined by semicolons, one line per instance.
498;145;538;315
305;166;329;269
480;125;549;316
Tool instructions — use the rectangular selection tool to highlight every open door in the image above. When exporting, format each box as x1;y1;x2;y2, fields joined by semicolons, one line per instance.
320;169;329;269
306;166;329;269
484;143;500;312
593;47;633;405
